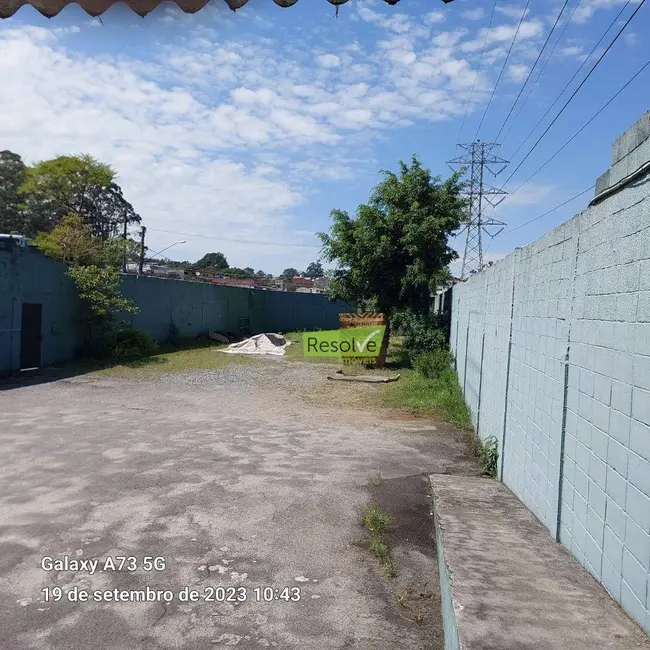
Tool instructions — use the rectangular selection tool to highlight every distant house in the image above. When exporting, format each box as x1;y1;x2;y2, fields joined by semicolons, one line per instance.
291;276;313;288
211;277;256;288
295;287;326;294
313;276;330;290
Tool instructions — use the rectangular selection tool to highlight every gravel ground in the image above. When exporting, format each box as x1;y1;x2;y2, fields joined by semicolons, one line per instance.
0;357;479;650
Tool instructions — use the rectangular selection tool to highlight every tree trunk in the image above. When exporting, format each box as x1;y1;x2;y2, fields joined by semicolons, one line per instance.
375;319;390;369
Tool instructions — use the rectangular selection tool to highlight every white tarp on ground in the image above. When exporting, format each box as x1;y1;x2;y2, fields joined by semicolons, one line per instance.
218;333;291;356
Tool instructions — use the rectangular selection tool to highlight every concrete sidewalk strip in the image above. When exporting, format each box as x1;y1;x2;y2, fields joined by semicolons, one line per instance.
430;475;650;650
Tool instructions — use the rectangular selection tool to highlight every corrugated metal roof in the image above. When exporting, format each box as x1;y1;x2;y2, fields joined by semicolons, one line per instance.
0;0;434;19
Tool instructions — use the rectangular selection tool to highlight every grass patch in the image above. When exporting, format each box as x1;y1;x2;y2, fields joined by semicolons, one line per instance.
382;367;472;430
281;331;337;364
362;504;395;577
89;338;252;377
362;504;391;535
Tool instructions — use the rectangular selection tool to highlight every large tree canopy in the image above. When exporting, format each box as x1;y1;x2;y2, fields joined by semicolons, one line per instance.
193;252;229;270
0;152;141;238
281;267;298;280
0;150;27;234
304;261;324;278
318;155;466;317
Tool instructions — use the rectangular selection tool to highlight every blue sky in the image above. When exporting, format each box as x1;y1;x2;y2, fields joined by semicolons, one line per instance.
1;0;647;274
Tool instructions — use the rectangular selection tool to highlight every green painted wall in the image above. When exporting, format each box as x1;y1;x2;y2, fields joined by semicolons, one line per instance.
1;246;349;373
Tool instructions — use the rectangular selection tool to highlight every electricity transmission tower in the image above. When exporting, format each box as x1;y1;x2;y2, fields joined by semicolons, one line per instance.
448;142;509;279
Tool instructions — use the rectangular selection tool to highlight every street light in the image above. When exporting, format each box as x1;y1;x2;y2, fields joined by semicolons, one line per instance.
149;240;186;260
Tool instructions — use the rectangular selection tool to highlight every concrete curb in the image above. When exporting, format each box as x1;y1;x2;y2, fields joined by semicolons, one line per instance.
430;474;650;650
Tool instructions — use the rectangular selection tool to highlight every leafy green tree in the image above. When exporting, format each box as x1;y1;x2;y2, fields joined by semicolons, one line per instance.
193;252;229;270
103;237;142;269
34;213;139;353
304;261;324;278
318;155;466;360
0;150;27;234
33;214;103;266
20;154;114;235
67;265;138;344
222;267;255;278
90;183;141;240
281;267;298;280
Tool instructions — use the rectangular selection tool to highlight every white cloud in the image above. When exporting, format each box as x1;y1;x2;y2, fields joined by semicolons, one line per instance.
495;4;530;20
507;63;529;82
495;183;558;208
461;8;485;21
559;45;585;58
424;11;446;25
624;32;640;47
461;20;544;53
316;53;341;68
0;3;566;269
573;0;640;24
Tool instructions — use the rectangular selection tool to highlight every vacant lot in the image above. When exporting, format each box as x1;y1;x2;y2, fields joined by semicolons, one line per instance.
0;350;478;650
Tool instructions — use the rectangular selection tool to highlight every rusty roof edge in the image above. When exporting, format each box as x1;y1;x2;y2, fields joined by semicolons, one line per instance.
0;0;406;19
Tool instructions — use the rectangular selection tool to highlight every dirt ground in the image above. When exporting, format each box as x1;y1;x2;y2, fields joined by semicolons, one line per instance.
0;355;480;650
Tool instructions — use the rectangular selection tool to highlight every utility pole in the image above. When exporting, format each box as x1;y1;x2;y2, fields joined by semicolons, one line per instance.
138;226;146;276
448;142;508;279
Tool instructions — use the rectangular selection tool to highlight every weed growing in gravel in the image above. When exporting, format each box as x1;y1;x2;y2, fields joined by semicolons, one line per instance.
362;504;395;577
370;539;395;577
474;435;499;478
362;504;391;536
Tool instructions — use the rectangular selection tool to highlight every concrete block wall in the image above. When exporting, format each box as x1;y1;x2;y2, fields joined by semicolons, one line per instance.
504;219;577;537
559;174;650;629
450;112;650;634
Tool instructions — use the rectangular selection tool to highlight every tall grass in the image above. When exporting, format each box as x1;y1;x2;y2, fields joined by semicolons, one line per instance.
385;367;472;430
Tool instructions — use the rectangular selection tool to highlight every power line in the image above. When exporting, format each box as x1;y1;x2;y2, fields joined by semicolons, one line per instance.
504;186;595;234
499;0;645;190
494;0;571;142
481;185;594;258
474;0;531;140
501;0;584;145
147;227;320;249
503;0;636;166
456;0;499;145
502;55;650;203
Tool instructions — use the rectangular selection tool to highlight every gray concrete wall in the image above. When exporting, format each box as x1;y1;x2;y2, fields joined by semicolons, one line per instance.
451;112;650;634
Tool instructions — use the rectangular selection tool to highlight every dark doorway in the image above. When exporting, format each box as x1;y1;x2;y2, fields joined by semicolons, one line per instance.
20;303;42;370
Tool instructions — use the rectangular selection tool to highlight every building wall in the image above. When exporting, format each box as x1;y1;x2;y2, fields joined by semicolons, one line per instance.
0;243;82;373
451;112;650;633
0;249;349;374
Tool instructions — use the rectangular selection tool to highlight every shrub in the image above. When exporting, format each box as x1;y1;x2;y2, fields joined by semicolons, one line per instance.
111;327;158;362
391;310;449;360
474;435;499;478
414;349;454;379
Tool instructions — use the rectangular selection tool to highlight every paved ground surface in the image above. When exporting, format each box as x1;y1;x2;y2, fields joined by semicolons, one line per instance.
430;475;650;650
0;358;478;650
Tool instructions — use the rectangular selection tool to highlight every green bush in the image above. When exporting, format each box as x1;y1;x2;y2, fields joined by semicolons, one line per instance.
414;349;454;379
111;327;158;362
476;435;499;478
391;310;449;360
